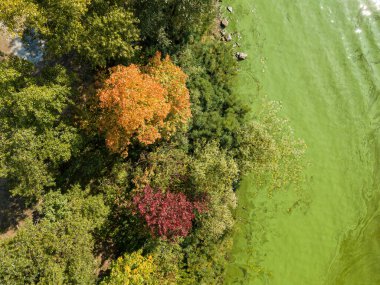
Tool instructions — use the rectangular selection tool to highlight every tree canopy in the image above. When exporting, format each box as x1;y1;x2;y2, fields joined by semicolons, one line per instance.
0;0;140;67
97;53;191;157
0;187;108;285
0;58;80;200
0;1;306;284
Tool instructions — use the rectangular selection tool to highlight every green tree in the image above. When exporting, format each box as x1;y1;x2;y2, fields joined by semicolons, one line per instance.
0;58;80;200
132;146;191;191
0;0;43;34
0;186;108;285
0;0;140;67
190;142;238;241
146;239;184;284
80;7;140;67
178;143;237;284
177;41;250;150
131;0;216;52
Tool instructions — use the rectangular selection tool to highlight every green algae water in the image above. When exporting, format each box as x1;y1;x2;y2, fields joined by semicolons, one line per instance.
225;0;380;284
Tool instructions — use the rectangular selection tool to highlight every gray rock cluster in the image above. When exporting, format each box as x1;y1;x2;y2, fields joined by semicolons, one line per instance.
219;7;248;61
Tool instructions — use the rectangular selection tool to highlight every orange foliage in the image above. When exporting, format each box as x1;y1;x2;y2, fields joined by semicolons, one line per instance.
97;53;191;157
147;52;191;135
98;65;170;156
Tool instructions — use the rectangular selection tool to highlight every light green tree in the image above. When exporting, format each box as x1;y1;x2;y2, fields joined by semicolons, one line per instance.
101;250;157;285
0;186;108;285
234;100;306;191
0;58;80;200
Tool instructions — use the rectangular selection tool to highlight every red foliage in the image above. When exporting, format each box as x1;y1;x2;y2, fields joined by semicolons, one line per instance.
133;185;205;239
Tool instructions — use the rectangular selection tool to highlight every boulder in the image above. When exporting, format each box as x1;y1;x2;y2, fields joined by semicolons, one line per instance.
236;52;248;60
221;19;229;28
227;6;233;13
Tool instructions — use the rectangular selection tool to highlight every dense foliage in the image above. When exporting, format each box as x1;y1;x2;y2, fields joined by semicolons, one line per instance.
100;250;156;285
131;0;216;53
133;185;205;239
1;0;140;67
0;187;108;284
0;1;306;284
97;53;191;157
0;58;80;200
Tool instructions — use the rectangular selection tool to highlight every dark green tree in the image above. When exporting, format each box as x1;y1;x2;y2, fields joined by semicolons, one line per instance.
178;41;250;150
131;0;216;52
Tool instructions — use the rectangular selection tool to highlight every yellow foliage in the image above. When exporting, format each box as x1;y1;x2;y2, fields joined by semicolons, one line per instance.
0;0;43;34
147;52;192;135
101;251;156;285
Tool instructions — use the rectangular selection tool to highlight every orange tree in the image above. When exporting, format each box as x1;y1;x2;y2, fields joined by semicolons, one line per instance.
97;54;191;157
147;52;191;136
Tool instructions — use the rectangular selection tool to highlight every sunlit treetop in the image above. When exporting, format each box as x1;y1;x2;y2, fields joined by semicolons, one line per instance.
97;53;191;157
147;52;191;136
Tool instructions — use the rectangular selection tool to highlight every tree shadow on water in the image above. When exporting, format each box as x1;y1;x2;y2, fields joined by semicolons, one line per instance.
0;179;29;234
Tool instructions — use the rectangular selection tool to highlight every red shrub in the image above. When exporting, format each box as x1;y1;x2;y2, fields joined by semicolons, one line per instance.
133;185;205;239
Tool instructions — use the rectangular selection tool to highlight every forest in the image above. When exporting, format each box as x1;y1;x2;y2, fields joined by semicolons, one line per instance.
0;0;305;284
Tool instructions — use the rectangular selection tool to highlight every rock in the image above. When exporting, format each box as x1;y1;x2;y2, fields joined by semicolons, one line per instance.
220;30;226;36
227;6;233;13
224;34;232;42
236;52;248;60
221;19;229;28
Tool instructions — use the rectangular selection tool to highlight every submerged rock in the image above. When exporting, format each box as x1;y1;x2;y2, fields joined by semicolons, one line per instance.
225;34;232;42
236;52;248;60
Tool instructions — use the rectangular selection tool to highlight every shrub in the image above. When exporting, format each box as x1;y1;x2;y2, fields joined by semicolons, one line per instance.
133;185;205;239
100;250;156;285
0;186;108;285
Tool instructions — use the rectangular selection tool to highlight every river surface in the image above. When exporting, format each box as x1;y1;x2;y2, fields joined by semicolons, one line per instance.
225;0;380;284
